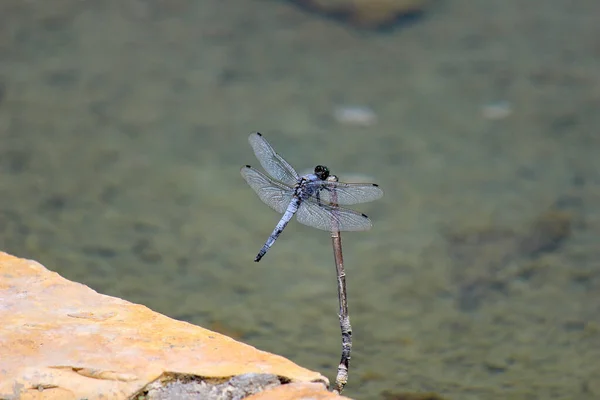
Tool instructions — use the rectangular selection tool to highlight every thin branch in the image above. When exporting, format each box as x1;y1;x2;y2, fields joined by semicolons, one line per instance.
328;175;352;395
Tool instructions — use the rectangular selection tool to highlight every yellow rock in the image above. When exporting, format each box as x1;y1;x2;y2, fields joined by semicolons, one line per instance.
0;251;347;399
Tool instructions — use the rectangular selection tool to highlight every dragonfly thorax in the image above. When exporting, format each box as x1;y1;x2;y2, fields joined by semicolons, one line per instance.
294;176;319;200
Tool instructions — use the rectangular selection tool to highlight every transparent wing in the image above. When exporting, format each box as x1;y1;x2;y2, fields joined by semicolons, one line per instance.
306;181;383;205
296;199;373;231
248;132;299;186
241;166;293;214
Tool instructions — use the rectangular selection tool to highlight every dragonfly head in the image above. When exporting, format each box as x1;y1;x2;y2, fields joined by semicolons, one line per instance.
314;165;330;180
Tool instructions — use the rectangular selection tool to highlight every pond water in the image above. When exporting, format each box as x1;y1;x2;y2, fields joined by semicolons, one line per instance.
1;1;599;399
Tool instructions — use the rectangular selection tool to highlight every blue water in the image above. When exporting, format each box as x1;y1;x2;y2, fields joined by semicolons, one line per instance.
1;1;599;399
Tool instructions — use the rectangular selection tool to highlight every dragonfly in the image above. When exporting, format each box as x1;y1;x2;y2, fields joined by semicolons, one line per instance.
241;132;383;262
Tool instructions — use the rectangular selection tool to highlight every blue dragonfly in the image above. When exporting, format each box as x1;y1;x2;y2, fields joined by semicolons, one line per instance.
241;132;383;262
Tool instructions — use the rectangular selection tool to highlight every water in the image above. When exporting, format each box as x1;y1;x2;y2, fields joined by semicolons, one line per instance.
1;1;599;399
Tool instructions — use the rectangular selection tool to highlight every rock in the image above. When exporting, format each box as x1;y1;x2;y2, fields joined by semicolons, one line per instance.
443;207;574;311
0;251;348;399
292;0;428;29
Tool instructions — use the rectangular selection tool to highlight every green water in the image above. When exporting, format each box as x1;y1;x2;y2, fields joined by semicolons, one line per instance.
1;1;599;399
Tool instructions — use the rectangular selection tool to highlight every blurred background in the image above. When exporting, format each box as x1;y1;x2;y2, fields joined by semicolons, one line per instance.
1;0;599;399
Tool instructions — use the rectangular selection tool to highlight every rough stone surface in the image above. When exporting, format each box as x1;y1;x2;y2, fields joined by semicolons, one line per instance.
143;373;282;400
0;251;343;400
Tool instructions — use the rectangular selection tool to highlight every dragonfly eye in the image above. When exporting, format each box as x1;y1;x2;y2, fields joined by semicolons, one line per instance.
314;165;330;180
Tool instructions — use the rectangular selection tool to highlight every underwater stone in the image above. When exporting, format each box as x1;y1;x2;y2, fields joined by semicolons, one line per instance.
292;0;428;29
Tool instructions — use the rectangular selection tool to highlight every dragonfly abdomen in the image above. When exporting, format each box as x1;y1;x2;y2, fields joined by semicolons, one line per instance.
255;196;302;262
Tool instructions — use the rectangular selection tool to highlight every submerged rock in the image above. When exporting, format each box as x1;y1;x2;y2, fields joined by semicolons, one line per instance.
292;0;428;29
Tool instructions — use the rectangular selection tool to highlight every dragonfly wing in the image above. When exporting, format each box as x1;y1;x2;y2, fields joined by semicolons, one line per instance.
296;198;373;231
248;132;299;186
241;166;293;214
306;181;383;205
